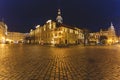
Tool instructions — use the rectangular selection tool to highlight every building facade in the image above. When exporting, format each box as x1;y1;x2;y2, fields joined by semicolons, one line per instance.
29;9;84;46
89;23;118;45
6;32;27;43
0;21;7;44
30;20;84;45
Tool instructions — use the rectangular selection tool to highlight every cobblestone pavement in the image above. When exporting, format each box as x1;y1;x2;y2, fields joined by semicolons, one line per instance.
0;44;120;80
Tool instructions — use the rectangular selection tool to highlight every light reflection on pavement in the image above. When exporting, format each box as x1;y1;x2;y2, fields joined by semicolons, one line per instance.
0;44;120;80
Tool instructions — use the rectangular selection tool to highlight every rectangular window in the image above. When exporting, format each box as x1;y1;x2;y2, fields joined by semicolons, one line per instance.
70;29;73;33
44;27;46;31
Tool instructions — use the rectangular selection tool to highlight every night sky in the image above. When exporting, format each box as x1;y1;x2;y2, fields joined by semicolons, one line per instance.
0;0;120;35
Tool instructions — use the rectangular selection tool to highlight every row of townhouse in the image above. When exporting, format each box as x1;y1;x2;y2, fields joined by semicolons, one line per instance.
0;21;28;44
6;32;28;44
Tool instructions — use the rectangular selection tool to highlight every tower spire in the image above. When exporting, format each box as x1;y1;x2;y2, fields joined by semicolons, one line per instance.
56;9;63;23
109;22;115;32
58;9;61;15
111;22;113;26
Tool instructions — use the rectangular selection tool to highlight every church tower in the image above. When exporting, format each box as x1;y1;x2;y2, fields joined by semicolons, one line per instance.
110;22;115;30
109;22;115;31
108;22;116;36
56;9;63;23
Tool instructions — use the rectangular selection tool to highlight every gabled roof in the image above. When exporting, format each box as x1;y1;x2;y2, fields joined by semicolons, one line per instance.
56;23;80;30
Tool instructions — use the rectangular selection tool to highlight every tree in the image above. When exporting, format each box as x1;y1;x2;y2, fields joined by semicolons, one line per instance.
99;35;108;44
83;28;90;46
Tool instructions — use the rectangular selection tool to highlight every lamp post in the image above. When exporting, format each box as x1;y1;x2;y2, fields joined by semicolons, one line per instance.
83;28;89;46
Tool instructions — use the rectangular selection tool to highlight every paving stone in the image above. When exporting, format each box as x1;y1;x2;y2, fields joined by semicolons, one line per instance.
0;44;120;80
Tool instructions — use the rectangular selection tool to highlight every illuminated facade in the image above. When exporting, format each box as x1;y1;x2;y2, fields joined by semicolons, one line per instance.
30;20;84;45
29;9;84;45
89;32;100;44
0;22;7;43
89;23;118;45
6;32;27;43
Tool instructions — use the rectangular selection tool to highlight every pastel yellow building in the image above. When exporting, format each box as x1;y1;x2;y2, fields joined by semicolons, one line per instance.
30;20;84;45
0;22;7;44
6;32;27;43
89;23;118;45
29;9;84;46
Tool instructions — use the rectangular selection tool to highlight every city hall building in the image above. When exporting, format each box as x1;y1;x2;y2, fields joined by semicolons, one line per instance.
29;9;84;45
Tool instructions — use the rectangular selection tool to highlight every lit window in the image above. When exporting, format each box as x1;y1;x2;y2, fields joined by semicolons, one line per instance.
75;31;78;34
49;23;52;29
53;23;56;29
44;27;46;31
64;28;67;32
70;29;73;33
